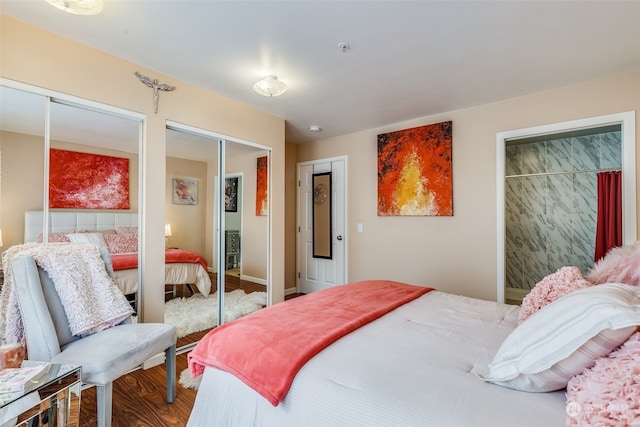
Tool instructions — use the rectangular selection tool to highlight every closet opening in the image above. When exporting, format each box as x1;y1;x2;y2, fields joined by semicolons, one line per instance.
505;125;621;303
496;112;636;304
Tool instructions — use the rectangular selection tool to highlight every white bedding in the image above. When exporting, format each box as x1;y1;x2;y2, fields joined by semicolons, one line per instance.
187;291;566;427
113;263;211;296
24;211;212;297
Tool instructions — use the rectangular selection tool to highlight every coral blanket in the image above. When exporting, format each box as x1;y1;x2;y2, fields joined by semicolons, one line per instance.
188;280;433;406
111;248;208;271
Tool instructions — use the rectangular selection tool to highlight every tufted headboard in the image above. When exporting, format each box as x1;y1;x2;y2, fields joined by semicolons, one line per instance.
24;211;138;243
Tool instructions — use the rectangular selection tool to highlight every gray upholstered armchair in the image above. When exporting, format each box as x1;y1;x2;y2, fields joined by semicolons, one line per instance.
10;251;177;427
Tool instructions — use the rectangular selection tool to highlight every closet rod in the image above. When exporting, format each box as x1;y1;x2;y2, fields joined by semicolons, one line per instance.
506;168;621;179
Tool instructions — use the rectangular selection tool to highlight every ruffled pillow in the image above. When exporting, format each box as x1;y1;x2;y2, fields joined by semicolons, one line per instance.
104;233;138;253
566;331;640;426
586;242;640;286
518;266;591;324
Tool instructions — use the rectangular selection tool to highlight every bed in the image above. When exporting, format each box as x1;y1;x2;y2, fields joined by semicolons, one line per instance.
23;211;212;297
186;278;640;426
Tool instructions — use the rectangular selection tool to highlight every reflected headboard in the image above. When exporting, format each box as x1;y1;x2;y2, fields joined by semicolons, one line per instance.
24;211;138;243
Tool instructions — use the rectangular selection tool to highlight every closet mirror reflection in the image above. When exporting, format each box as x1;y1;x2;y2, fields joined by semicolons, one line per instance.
0;82;143;318
165;125;270;350
0;85;47;250
48;100;141;313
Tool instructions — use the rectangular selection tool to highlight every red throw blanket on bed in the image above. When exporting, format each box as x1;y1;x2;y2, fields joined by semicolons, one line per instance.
187;280;433;406
110;249;207;271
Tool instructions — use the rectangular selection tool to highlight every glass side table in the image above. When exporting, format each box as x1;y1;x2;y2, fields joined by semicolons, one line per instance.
0;364;81;427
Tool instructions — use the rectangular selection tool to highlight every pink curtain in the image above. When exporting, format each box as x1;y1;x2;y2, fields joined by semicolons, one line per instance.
594;171;622;262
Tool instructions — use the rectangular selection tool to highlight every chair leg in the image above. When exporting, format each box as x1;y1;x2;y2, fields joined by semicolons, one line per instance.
96;382;113;427
166;344;176;403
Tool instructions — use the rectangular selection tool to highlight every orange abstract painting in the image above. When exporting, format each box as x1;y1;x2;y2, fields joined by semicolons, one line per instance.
49;148;130;209
378;121;452;216
256;156;268;216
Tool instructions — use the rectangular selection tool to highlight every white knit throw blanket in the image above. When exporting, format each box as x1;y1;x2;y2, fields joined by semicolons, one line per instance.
1;243;134;343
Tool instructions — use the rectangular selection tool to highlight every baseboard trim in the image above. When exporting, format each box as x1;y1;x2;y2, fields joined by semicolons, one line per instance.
239;274;266;286
284;287;297;296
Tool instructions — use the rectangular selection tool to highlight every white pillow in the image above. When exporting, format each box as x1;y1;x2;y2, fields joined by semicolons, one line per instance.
479;283;640;392
66;232;108;249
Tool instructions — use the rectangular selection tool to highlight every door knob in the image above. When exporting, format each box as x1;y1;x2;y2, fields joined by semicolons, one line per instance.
337;235;343;241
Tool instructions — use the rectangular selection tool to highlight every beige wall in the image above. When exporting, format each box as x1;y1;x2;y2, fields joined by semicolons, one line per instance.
295;70;640;301
0;131;44;248
1;15;286;321
284;143;298;290
165;157;208;258
226;150;269;281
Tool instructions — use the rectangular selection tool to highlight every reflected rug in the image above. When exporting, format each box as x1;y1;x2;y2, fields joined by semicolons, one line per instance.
168;289;266;390
165;289;267;338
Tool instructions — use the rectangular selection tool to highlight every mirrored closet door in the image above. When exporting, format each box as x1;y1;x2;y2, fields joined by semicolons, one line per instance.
165;123;270;351
0;85;47;251
48;99;142;312
0;79;144;316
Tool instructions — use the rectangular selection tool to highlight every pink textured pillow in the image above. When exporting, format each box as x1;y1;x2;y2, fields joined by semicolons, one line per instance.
104;234;138;253
586;242;640;286
518;266;591;324
37;232;70;243
566;331;640;426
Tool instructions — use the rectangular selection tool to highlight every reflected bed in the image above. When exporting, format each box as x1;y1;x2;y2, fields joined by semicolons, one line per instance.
23;210;212;297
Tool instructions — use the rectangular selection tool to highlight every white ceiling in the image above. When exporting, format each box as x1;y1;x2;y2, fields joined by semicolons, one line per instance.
1;0;639;144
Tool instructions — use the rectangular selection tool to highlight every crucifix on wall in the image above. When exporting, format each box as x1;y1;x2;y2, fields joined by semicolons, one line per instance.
135;71;176;113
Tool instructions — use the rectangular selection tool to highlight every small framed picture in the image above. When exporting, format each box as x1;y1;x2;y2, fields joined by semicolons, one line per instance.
225;177;238;212
172;178;198;205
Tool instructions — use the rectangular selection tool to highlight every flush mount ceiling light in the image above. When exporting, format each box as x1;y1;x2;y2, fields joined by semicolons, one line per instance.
44;0;103;15
253;76;288;97
309;125;321;132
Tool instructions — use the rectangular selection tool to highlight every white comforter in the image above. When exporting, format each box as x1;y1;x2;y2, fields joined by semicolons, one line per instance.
187;290;566;427
113;263;211;296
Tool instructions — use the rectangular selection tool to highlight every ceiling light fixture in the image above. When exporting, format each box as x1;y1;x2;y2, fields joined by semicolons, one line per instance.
43;0;103;15
253;76;288;97
309;125;321;132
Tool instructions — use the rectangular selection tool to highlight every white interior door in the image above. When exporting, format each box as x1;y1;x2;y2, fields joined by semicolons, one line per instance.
297;158;346;293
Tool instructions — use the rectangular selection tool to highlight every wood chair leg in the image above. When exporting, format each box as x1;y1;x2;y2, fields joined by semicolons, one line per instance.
96;382;113;427
166;344;176;403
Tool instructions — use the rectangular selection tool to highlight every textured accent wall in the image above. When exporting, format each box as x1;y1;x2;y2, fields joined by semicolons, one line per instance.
505;129;621;290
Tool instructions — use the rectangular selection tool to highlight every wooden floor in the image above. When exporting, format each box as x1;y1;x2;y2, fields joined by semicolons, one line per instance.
79;352;196;426
78;276;301;426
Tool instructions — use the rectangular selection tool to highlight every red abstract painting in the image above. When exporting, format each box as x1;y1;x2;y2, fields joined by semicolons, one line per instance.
49;148;130;209
378;121;453;216
256;156;268;216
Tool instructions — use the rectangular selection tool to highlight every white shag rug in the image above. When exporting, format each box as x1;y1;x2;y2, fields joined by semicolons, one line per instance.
165;289;266;338
180;367;203;389
167;289;267;390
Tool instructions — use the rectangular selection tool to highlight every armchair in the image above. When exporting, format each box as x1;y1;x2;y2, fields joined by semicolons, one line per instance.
10;252;176;427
